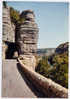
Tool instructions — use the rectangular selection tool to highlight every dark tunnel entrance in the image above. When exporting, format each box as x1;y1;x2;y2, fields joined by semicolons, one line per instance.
5;42;20;59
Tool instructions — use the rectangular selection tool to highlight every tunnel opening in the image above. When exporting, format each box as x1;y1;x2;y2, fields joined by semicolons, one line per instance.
5;42;20;59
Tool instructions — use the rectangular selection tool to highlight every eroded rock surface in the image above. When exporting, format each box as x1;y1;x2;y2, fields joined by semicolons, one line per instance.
2;5;15;59
3;6;15;42
16;10;38;69
16;10;38;55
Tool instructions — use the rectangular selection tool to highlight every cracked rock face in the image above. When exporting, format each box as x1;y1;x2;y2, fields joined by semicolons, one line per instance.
2;6;15;59
3;6;15;42
16;10;39;55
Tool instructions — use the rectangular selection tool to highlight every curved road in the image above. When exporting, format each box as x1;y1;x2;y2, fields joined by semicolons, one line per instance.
2;60;44;98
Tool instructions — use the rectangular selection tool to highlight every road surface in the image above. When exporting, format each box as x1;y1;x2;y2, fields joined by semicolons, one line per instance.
2;60;44;98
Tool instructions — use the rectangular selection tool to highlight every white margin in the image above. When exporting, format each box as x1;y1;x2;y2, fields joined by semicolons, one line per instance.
0;0;70;99
68;2;70;99
0;0;2;99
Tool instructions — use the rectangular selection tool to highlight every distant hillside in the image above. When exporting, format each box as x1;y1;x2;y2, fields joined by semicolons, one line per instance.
48;42;69;65
36;42;68;88
37;48;55;56
55;42;68;54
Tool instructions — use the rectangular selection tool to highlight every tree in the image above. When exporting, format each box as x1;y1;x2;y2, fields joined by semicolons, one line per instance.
36;53;68;88
47;53;68;88
10;7;20;25
36;56;50;77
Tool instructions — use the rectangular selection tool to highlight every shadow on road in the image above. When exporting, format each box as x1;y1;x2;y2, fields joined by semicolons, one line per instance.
17;63;46;98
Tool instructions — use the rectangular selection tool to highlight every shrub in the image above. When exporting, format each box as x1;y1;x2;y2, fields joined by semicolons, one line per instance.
36;53;68;88
10;7;20;25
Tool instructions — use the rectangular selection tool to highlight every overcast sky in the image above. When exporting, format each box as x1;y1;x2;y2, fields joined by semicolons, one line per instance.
7;1;69;48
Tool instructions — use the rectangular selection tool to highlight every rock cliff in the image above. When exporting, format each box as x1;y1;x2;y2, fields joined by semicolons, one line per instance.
2;5;15;59
55;42;68;54
2;6;39;69
16;10;38;55
3;6;15;42
16;10;39;69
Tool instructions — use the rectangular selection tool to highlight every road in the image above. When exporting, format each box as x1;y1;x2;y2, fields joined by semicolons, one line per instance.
2;60;44;98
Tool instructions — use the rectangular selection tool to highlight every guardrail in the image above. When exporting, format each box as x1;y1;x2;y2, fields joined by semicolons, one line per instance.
18;58;68;98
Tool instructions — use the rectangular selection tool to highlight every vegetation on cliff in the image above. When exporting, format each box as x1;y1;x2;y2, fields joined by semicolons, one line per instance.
3;1;25;25
36;42;68;88
10;7;20;25
36;56;50;77
10;7;26;25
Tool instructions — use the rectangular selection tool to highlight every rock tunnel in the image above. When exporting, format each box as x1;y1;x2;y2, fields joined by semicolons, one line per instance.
5;42;20;59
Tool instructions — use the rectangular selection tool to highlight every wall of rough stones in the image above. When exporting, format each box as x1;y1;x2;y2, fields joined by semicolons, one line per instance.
18;58;68;98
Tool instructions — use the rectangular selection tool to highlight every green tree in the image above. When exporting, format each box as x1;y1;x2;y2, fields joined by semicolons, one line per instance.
36;56;50;77
47;53;68;88
36;53;68;88
10;7;20;25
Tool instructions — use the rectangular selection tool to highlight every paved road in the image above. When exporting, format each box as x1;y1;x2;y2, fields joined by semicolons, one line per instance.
2;60;43;98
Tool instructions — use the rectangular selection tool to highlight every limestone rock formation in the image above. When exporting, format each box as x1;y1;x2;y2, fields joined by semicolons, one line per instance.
16;10;38;55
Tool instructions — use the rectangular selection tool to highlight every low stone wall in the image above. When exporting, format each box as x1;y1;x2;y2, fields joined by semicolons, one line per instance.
18;58;68;98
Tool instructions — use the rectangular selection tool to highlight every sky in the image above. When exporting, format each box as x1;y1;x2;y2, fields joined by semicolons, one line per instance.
7;1;69;48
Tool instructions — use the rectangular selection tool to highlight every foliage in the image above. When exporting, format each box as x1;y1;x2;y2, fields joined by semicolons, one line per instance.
10;7;20;25
36;56;50;77
10;7;26;25
48;52;68;88
18;17;26;24
36;52;68;88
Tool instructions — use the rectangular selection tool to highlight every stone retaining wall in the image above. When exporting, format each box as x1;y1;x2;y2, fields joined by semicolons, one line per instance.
18;58;68;98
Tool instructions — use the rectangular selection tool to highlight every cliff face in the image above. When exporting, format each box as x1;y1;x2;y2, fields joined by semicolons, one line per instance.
16;10;38;55
48;42;68;65
16;10;39;69
2;7;39;66
3;6;15;42
2;6;15;59
55;42;68;54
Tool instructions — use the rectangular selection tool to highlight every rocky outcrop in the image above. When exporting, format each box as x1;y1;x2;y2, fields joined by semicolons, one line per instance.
15;10;38;69
3;6;15;42
55;42;68;54
2;5;17;59
48;42;69;65
16;10;38;55
2;8;38;63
